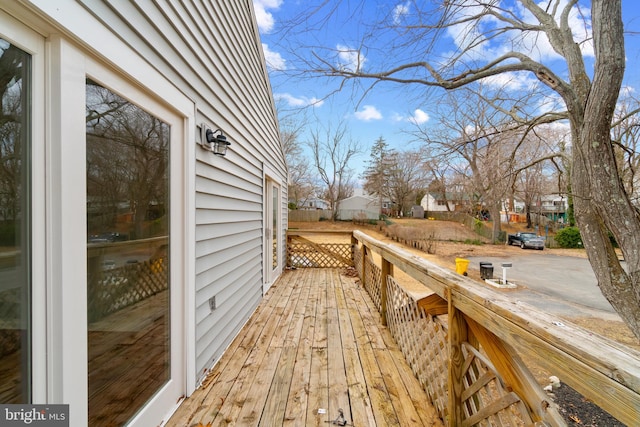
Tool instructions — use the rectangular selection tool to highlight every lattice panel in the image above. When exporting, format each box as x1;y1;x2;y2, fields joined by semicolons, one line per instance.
364;255;382;312
386;276;449;419
460;343;532;427
287;242;353;268
88;257;168;322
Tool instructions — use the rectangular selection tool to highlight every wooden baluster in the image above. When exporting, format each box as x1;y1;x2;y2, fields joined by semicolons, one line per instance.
380;257;392;326
447;288;466;427
361;245;368;287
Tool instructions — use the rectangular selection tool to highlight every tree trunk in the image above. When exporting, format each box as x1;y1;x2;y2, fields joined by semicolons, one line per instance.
571;0;640;338
490;204;502;243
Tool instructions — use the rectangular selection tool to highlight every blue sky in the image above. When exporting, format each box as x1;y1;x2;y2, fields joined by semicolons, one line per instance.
254;1;640;177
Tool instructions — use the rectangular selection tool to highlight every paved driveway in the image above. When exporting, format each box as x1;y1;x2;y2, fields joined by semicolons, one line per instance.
467;253;621;320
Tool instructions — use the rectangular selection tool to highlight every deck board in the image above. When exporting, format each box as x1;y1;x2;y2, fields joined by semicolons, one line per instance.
167;268;444;427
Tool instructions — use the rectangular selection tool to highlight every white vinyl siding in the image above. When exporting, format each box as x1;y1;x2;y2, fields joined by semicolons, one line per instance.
73;0;287;381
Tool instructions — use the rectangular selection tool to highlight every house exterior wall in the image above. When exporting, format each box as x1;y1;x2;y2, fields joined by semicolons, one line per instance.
421;194;455;212
1;1;286;426
337;195;380;220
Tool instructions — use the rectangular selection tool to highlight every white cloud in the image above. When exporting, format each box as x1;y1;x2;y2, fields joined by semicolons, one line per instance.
620;85;636;98
337;44;366;72
480;71;539;91
391;112;405;122
392;109;429;125
393;2;410;25
409;109;430;125
445;1;594;72
275;93;324;108
534;92;566;116
253;0;282;33
355;105;382;121
513;1;593;61
262;43;286;71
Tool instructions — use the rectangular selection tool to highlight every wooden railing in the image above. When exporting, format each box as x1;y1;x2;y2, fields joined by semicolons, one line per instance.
287;229;640;426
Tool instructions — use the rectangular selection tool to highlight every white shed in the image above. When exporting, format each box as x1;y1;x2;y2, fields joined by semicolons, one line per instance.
0;2;286;426
337;195;381;220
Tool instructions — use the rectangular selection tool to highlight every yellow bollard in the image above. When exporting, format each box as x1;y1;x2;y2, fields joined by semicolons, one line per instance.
455;258;470;276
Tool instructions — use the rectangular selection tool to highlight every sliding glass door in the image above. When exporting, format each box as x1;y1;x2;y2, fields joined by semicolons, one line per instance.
85;79;177;425
0;35;32;404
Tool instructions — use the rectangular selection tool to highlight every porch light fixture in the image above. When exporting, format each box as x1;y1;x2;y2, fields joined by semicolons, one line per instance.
201;124;231;156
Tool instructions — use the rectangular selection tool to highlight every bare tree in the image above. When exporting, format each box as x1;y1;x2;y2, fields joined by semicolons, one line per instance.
425;154;457;213
86;81;169;239
284;1;640;338
0;44;28;230
512;125;570;228
612;93;640;206
307;122;361;220
415;87;523;241
278;111;318;208
387;150;429;216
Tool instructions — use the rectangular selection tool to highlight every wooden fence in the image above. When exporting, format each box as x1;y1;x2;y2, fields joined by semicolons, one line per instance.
288;209;333;222
286;229;640;426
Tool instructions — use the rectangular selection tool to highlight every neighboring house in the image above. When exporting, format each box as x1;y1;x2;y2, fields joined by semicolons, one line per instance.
421;193;458;212
501;198;526;223
501;195;568;223
0;2;286;427
296;197;330;210
337;195;381;220
504;198;526;213
537;194;568;222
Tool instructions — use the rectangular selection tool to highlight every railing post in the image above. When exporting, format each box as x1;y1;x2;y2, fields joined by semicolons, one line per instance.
361;244;368;288
351;234;357;266
447;289;466;426
286;232;291;267
380;257;392;326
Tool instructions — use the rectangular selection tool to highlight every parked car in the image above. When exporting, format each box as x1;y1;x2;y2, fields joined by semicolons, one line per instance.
88;232;128;244
508;232;545;250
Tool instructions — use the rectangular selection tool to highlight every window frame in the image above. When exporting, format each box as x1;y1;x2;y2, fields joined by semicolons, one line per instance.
0;8;46;404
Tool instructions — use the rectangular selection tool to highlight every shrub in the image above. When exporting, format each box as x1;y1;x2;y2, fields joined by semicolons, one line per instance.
555;226;583;248
473;218;483;233
352;211;368;225
463;239;484;246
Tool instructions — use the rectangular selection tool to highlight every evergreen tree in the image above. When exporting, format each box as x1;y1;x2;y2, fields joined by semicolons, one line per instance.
361;137;395;216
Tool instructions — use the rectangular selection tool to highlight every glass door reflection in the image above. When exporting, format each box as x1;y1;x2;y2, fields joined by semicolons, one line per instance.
86;80;170;425
0;36;31;404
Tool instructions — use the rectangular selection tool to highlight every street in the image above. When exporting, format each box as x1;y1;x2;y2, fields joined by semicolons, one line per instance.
467;254;621;320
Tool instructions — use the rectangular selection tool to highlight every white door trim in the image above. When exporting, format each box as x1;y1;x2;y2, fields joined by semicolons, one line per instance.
263;165;283;293
84;56;192;427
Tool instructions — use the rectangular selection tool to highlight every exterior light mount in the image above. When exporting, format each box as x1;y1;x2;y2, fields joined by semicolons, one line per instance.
200;124;231;156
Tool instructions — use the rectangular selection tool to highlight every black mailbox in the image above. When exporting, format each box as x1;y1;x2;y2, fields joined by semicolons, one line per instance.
480;262;494;280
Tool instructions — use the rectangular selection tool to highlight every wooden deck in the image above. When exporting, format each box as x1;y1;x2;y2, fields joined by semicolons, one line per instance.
167;268;444;426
